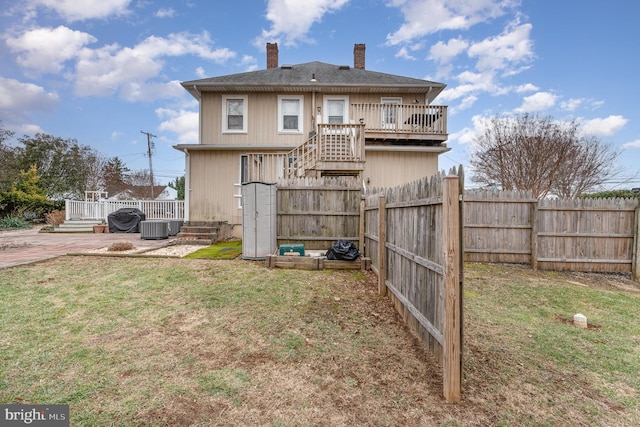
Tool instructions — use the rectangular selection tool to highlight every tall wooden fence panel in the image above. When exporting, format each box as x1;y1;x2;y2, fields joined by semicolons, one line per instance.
276;176;362;250
462;192;640;280
463;190;535;264
537;198;639;274
364;168;463;403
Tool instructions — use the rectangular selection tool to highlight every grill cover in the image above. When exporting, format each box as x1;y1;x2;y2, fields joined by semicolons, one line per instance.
107;208;146;233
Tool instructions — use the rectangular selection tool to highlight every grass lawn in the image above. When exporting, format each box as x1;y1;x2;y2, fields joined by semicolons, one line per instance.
1;257;639;426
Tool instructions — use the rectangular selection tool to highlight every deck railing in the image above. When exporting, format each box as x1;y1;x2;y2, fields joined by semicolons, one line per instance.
246;123;365;181
286;123;365;178
65;199;185;221
351;103;447;136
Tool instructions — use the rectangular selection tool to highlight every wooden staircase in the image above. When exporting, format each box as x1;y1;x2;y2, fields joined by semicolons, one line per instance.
176;221;230;245
286;124;366;178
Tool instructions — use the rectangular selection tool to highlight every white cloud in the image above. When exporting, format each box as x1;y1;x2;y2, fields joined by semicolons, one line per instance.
6;26;96;74
515;91;557;113
73;32;235;100
395;47;416;60
6;23;235;101
467;21;533;72
457;95;478;111
238;55;259;72
622;139;640;149
0;77;59;129
156;108;199;144
155;8;176;18
581;115;627;136
32;0;131;22
515;83;538;93
560;98;583;111
429;37;469;64
195;67;206;78
449;115;487;146
255;0;350;46
0;76;59;114
386;0;516;46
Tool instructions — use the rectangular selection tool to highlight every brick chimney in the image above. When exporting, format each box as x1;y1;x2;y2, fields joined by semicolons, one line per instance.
354;43;365;70
267;42;278;69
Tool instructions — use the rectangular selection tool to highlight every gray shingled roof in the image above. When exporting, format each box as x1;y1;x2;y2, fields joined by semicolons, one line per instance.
182;61;445;101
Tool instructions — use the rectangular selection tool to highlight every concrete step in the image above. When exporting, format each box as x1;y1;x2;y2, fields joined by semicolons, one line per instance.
176;221;230;245
179;226;221;234
52;220;103;233
175;238;214;246
176;232;218;244
185;221;227;227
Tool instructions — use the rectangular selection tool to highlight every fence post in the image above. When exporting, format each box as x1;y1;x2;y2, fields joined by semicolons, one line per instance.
531;200;539;270
633;206;640;282
359;198;365;256
442;174;461;403
378;194;387;296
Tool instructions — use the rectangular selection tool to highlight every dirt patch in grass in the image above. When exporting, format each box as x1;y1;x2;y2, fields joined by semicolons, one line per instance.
1;259;639;426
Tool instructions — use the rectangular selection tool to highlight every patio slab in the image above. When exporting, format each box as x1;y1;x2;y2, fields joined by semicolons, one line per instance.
0;227;173;269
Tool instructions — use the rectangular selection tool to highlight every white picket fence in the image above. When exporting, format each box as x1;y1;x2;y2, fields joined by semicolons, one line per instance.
65;199;184;221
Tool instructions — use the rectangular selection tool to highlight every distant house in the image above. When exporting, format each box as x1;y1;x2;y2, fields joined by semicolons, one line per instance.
174;43;449;235
107;185;177;201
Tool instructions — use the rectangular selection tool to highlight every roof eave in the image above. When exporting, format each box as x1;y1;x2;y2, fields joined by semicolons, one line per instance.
182;82;446;98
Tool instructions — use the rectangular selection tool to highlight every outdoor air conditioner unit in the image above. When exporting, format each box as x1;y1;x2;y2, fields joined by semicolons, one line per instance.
140;221;169;240
167;219;184;236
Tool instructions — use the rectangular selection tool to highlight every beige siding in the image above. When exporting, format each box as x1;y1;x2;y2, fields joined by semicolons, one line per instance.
189;151;243;226
200;92;429;145
201;92;313;146
364;150;439;188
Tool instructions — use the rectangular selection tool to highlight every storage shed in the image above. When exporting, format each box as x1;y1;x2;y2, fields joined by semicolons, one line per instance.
241;182;277;260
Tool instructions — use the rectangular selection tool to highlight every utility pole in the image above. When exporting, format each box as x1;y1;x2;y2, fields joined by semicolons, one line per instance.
141;130;157;199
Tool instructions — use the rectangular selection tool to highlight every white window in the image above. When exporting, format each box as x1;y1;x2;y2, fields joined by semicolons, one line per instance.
223;95;248;133
278;95;304;133
323;96;349;124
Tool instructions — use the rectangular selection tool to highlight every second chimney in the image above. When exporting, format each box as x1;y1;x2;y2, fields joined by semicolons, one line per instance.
354;43;365;70
267;42;278;69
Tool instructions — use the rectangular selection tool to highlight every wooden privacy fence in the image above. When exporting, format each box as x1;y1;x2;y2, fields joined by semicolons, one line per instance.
276;176;362;250
464;190;640;280
363;169;464;403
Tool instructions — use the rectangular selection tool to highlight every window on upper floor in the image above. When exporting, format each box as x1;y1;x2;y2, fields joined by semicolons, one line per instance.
223;95;248;133
323;96;349;124
278;95;304;133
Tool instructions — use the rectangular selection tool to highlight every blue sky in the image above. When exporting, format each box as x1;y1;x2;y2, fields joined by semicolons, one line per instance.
1;0;639;188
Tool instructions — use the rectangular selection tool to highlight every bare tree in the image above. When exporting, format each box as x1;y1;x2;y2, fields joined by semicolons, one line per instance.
470;114;619;198
551;135;620;198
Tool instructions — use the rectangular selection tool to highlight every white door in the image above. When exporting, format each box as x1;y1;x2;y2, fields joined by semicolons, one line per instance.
381;97;402;129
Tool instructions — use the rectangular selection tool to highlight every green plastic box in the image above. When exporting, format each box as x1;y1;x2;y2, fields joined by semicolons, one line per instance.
279;244;305;256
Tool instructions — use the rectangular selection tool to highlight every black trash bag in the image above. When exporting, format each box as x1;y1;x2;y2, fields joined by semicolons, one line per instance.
326;239;360;261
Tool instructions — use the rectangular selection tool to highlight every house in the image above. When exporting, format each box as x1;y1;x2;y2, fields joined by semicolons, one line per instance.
107;185;178;201
174;43;450;237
